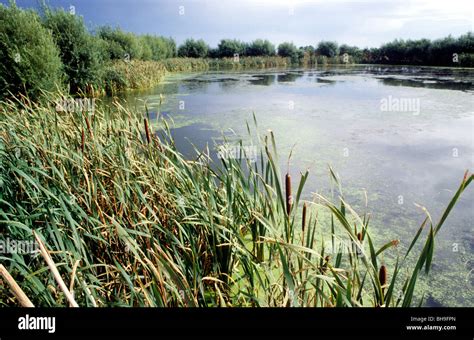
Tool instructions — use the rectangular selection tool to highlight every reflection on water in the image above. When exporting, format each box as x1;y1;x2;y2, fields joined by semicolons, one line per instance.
157;123;220;159
248;74;276;86
377;76;473;91
113;65;474;307
277;71;304;82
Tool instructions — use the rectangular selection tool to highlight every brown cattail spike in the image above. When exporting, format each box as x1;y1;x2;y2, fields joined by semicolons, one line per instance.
81;128;85;153
285;173;292;216
302;202;307;232
84;115;92;138
144;118;151;144
379;265;387;288
357;232;363;242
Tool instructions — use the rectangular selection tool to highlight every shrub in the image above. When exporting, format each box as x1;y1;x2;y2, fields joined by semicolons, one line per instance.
102;67;128;95
0;3;63;99
277;42;299;63
42;8;105;93
177;39;209;58
142;35;176;60
217;39;246;57
277;42;297;57
246;39;275;56
139;36;153;61
98;26;142;61
317;41;339;57
364;33;474;65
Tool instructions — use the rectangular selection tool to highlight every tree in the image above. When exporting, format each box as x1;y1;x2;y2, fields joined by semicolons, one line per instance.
139;36;153;60
246;39;275;56
217;39;246;58
143;35;176;60
208;48;219;58
177;39;209;58
277;42;300;63
317;41;339;57
0;3;63;99
43;8;105;93
97;26;143;61
277;42;298;57
301;45;315;54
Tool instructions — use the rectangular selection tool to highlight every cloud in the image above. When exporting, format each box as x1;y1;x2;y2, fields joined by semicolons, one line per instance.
7;0;473;47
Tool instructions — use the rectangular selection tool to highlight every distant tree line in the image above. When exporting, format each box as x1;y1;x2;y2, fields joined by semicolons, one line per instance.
1;2;472;100
176;35;473;67
170;35;474;68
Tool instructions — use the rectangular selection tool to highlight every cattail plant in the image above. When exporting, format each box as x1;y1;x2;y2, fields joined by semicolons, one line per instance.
379;265;387;297
84;115;92;138
144;118;151;144
0;93;471;308
285;173;292;216
80;128;85;153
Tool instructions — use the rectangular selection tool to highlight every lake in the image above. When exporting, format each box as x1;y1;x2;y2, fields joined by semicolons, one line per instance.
115;65;473;306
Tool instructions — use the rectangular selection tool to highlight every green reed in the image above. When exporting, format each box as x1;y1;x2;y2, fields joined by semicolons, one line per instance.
0;93;471;307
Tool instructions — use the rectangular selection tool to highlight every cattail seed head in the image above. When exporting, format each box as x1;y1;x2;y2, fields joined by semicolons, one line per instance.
379;265;387;287
357;232;363;242
302;202;307;232
85;115;92;138
285;173;292;216
81;128;85;153
144;118;151;144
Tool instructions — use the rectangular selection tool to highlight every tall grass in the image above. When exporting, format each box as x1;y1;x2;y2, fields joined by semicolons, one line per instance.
0;94;471;307
208;56;289;70
103;57;287;95
104;60;168;95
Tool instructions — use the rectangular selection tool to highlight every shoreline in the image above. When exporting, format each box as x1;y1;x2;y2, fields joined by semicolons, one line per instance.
104;59;474;96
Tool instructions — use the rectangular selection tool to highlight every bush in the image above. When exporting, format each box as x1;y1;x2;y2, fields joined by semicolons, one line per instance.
364;33;474;65
142;35;176;60
277;42;297;57
217;39;246;57
458;53;474;67
42;8;105;93
98;26;143;61
317;41;339;57
102;67;128;95
277;42;300;63
139;36;153;61
208;48;220;58
177;39;209;58
246;39;275;56
0;3;63;99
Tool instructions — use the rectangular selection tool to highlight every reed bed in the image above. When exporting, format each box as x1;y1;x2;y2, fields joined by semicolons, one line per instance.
103;60;168;95
0;94;471;307
161;58;210;73
103;57;289;95
208;56;290;70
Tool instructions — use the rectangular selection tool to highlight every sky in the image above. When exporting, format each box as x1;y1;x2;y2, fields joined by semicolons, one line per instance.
3;0;473;48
